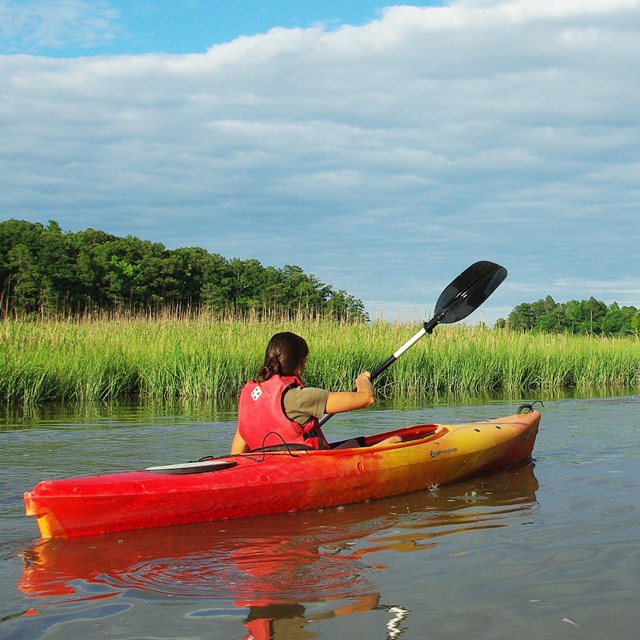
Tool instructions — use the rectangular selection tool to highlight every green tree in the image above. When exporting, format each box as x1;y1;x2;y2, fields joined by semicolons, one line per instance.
508;295;637;335
6;243;40;313
201;253;234;313
531;296;568;332
565;299;587;333
632;310;640;335
601;303;626;335
583;297;608;334
326;290;368;322
38;221;77;313
0;219;44;313
506;302;537;331
0;219;367;320
169;247;216;308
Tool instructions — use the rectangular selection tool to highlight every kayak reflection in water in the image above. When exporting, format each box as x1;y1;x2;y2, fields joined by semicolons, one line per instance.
18;513;407;640
231;332;401;454
240;597;409;640
17;464;537;639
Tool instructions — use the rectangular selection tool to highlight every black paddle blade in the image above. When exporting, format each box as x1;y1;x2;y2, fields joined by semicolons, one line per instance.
432;261;507;327
319;260;506;427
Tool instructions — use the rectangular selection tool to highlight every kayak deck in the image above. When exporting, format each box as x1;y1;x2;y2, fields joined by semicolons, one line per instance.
24;410;540;539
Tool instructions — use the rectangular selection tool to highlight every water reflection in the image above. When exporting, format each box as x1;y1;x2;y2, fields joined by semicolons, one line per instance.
231;599;409;640
0;398;239;428
18;463;538;639
3;384;636;426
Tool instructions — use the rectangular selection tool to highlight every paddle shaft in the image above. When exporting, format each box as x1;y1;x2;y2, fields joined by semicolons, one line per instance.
318;261;506;427
369;326;427;382
368;283;472;382
319;321;431;426
318;325;428;427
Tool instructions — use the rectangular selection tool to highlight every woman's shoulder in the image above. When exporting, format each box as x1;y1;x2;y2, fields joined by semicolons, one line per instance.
283;386;329;419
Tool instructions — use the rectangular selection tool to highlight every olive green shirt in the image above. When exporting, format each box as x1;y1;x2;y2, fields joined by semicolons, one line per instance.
283;386;329;425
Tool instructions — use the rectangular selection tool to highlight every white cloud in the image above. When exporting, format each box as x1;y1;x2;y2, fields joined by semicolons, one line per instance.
1;0;639;321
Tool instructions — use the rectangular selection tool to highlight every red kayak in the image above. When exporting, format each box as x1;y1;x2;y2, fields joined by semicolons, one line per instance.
24;408;540;539
19;462;539;600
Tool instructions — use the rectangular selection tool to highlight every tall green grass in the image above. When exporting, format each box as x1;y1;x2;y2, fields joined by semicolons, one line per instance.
1;315;639;407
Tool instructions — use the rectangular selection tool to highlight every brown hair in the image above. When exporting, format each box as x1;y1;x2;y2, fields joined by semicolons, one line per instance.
255;332;309;382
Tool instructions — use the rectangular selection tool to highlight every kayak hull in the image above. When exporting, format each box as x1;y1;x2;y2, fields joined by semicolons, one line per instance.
24;410;540;539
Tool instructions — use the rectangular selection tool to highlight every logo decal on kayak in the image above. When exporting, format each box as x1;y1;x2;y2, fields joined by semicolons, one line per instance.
251;386;262;401
430;447;458;458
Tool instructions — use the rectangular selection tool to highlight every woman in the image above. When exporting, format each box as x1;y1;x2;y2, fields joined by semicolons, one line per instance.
230;331;400;454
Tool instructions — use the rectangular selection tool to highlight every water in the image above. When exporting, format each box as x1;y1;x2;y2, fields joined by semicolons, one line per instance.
1;395;639;639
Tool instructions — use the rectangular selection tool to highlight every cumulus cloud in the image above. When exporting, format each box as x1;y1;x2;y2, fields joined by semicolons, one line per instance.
1;0;639;321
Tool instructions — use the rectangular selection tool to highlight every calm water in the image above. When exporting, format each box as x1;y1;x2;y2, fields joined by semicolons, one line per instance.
1;394;639;639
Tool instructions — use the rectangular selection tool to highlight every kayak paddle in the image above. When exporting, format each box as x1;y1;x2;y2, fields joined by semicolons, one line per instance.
319;260;507;426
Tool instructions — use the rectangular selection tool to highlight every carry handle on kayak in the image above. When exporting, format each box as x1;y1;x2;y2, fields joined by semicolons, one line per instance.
319;260;507;427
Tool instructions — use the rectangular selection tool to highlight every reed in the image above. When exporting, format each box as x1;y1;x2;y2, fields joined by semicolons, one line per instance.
1;315;639;407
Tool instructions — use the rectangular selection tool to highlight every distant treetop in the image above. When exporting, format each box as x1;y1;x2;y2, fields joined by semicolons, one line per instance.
496;295;639;336
0;219;367;321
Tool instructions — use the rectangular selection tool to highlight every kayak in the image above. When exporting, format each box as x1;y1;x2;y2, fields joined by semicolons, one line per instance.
24;407;540;539
20;463;539;598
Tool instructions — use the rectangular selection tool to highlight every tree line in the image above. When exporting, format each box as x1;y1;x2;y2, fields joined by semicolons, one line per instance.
0;219;367;320
496;295;640;336
2;219;638;334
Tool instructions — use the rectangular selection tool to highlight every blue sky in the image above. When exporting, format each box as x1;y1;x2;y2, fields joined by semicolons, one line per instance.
0;1;435;56
1;0;639;324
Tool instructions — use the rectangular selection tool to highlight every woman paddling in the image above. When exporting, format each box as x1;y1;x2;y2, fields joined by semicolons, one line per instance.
230;331;401;454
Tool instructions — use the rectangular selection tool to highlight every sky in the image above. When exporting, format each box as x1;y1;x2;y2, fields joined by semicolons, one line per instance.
1;0;639;325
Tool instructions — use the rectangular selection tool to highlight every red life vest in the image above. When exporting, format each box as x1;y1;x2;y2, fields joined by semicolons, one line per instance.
238;375;328;450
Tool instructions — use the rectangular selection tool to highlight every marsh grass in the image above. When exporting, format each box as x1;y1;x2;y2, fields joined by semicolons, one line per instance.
1;314;639;407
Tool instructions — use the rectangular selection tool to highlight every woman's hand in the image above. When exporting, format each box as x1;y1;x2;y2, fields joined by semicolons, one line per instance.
355;371;374;397
324;371;375;414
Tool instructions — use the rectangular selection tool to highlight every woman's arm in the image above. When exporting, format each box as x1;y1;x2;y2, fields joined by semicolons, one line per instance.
230;428;250;454
324;371;375;414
